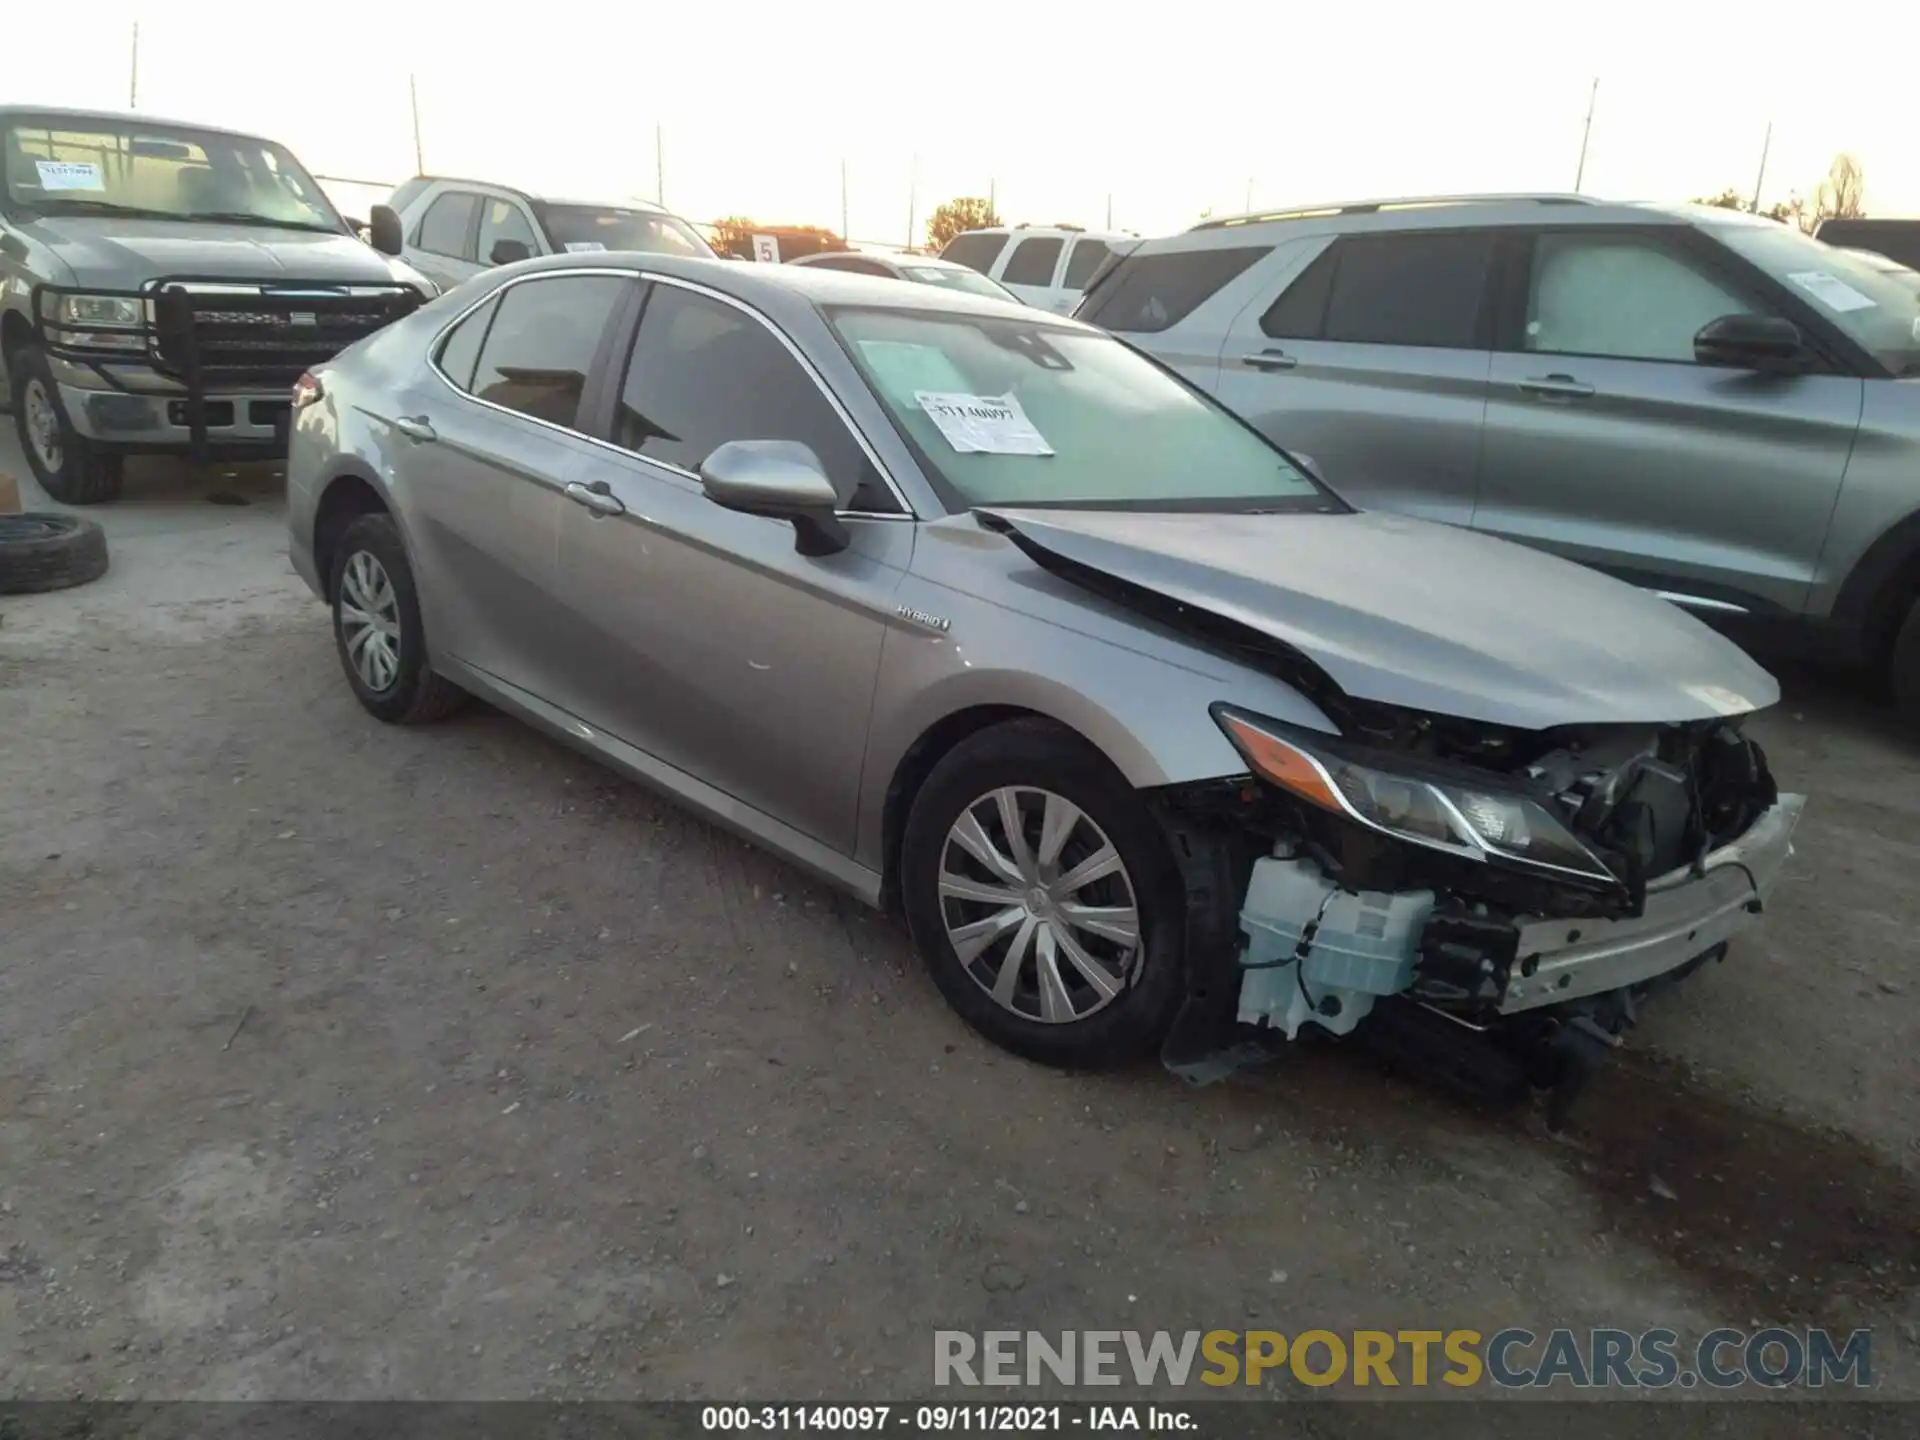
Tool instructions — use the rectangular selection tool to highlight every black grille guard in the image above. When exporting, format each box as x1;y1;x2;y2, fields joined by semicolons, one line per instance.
32;276;424;456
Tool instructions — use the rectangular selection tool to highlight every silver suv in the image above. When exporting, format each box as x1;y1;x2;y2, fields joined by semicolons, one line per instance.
0;106;433;503
1079;194;1920;722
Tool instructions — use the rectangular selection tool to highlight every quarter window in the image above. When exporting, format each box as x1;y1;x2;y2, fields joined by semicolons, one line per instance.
416;190;479;259
1001;236;1065;287
1262;232;1493;348
468;275;627;429
435;294;498;391
1523;233;1753;363
478;197;540;266
614;285;894;513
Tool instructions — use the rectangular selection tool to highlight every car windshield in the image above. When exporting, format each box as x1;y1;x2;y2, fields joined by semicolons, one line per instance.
1;116;344;232
830;307;1336;512
1711;220;1920;376
537;204;714;258
899;265;1018;302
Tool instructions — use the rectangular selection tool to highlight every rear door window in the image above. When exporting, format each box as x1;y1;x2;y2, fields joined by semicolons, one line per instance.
1263;231;1494;348
468;274;628;430
1001;236;1065;287
1077;246;1268;333
416;190;479;260
940;231;1008;274
435;294;499;391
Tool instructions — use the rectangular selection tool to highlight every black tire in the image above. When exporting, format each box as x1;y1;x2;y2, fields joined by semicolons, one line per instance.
1891;597;1920;730
9;345;125;505
900;718;1186;1067
0;513;110;594
329;513;467;725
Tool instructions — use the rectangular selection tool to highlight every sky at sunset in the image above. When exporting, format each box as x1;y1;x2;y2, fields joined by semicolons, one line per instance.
6;0;1914;247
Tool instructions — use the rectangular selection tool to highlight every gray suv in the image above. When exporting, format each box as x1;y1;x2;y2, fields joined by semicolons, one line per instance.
1079;194;1920;721
0;106;433;503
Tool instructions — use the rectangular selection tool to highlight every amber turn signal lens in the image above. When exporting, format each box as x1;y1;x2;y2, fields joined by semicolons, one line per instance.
1219;714;1344;814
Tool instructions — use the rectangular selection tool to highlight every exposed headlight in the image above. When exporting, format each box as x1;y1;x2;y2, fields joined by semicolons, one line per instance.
1213;705;1619;886
55;294;143;327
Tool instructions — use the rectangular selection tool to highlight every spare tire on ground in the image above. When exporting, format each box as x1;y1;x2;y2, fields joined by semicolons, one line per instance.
0;513;110;595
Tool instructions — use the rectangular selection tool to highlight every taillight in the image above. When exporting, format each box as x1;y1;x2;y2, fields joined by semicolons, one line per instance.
291;371;324;410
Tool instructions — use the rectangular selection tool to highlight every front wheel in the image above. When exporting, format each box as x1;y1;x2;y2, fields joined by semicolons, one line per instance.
1890;597;1920;730
10;345;124;505
900;719;1186;1067
329;512;467;725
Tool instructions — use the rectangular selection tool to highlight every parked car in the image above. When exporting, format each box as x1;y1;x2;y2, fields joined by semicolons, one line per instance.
788;249;1023;302
938;225;1136;314
0;105;434;504
287;253;1801;1120
376;177;713;293
1081;193;1920;722
1815;218;1920;272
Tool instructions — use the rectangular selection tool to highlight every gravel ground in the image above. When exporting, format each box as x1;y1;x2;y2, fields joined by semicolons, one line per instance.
0;447;1914;1420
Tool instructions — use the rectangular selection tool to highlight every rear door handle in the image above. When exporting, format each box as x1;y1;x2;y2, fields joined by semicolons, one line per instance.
392;415;437;442
1517;374;1595;399
1240;350;1297;372
564;480;626;517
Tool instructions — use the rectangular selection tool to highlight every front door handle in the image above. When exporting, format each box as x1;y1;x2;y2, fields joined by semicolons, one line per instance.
564;480;626;517
1517;374;1595;399
1240;349;1297;372
392;415;437;442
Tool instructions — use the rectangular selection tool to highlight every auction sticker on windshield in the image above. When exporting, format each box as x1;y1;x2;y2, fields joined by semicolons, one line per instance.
34;161;105;192
564;242;606;253
1786;271;1875;312
915;391;1054;456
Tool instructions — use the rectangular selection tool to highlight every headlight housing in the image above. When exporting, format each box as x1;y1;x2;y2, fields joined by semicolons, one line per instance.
58;294;143;327
1213;705;1620;886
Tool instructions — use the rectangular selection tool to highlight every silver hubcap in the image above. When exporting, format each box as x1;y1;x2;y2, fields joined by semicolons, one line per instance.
23;379;61;472
338;550;402;692
938;786;1141;1024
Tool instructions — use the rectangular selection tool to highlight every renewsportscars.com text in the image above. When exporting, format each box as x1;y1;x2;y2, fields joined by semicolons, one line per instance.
933;1327;1872;1390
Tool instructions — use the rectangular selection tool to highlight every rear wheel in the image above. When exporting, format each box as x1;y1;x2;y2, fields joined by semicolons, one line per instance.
10;345;124;505
900;719;1185;1067
329;513;467;725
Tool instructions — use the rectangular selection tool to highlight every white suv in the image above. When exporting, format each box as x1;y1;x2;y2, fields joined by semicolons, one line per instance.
938;225;1135;314
375;177;713;293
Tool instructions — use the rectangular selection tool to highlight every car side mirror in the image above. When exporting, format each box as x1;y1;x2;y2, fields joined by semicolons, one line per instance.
490;238;532;266
1694;314;1809;375
368;204;404;257
698;440;849;556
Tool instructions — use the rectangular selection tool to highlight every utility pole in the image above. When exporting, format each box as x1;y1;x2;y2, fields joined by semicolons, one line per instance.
840;158;849;242
129;22;139;109
1574;78;1598;191
988;177;996;219
409;74;424;175
1106;193;1113;229
1751;120;1773;213
907;153;919;251
1245;177;1253;213
656;123;665;206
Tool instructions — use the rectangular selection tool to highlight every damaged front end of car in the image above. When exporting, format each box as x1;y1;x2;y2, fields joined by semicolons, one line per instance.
1153;697;1804;1128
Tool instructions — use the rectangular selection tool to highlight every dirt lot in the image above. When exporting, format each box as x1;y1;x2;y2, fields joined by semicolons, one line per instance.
0;441;1915;1417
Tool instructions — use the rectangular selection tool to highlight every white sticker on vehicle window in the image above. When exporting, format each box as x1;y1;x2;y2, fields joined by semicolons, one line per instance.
915;391;1054;456
563;241;606;253
34;160;104;192
855;340;972;400
1786;271;1876;312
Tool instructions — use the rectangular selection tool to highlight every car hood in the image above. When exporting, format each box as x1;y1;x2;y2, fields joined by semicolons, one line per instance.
979;507;1779;730
19;216;408;288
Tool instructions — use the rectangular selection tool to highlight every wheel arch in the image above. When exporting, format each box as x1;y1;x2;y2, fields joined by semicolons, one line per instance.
1830;509;1920;666
311;470;396;603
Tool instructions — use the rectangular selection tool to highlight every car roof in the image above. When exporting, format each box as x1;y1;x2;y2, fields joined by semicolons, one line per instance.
496;250;1084;327
961;225;1137;241
0;103;279;145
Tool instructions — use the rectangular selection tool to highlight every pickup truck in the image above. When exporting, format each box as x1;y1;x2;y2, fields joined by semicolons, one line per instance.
1;105;434;503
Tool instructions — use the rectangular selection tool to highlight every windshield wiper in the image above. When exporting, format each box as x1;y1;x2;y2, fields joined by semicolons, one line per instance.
28;199;185;221
180;212;342;234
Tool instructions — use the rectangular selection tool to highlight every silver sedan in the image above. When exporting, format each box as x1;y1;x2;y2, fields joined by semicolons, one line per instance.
286;253;1801;1114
